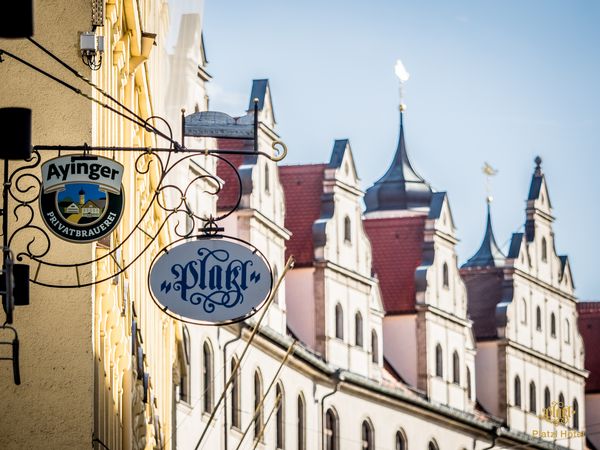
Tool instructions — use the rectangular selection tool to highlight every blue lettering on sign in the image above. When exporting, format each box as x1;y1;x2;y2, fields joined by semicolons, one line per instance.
158;248;260;313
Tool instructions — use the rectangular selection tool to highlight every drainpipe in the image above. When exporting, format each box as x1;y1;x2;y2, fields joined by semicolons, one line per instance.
320;369;343;450
481;426;499;450
223;324;243;450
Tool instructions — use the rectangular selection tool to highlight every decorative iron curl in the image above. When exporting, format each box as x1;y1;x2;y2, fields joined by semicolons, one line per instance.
3;116;286;288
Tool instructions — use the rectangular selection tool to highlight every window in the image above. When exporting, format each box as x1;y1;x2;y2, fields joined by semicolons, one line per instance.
202;341;214;413
361;420;374;450
276;383;285;449
435;344;443;377
273;266;280;304
536;306;542;331
573;398;579;430
529;381;537;414
514;376;521;407
466;367;472;400
452;351;460;384
297;394;306;450
544;387;551;410
264;163;270;193
354;312;363;347
254;370;264;441
335;304;344;339
395;430;407;450
565;319;571;343
428;440;439;450
179;325;191;403
541;237;547;262
521;299;527;324
344;216;351;242
442;263;449;288
371;330;379;364
324;408;339;450
559;392;565;408
550;313;556;337
231;357;241;428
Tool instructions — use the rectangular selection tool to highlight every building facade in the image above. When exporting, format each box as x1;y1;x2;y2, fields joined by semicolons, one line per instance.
0;2;597;450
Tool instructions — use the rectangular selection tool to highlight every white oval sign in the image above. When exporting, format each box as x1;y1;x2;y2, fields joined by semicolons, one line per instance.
149;237;273;324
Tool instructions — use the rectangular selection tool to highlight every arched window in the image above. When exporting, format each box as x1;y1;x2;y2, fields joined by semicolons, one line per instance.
264;163;270;193
297;394;306;450
395;430;407;450
202;341;213;413
276;383;285;449
354;312;363;347
536;306;542;331
335;304;344;339
180;325;191;403
254;370;264;441
541;237;547;262
452;351;460;384
324;408;339;450
273;266;280;304
565;319;571;343
573;398;579;430
344;216;351;242
514;376;521;407
559;392;565;407
442;263;449;288
361;420;374;450
529;381;537;414
230;357;241;428
466;367;472;400
371;330;379;364
435;344;443;377
544;387;551;410
521;299;527;324
550;313;556;337
428;440;439;450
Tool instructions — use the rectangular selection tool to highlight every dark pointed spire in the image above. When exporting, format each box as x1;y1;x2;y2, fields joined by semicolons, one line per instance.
462;199;505;268
364;112;432;212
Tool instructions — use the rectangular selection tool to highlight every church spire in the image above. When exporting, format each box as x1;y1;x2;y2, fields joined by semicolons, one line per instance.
364;61;432;213
463;199;505;268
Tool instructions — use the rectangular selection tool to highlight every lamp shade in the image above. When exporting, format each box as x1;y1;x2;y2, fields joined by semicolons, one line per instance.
0;0;33;38
0;108;32;160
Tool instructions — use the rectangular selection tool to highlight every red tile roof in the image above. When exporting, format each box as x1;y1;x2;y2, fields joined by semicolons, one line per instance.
216;139;251;211
279;164;326;266
577;301;600;393
364;215;426;314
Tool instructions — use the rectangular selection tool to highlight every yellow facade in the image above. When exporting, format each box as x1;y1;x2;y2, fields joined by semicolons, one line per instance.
0;1;179;449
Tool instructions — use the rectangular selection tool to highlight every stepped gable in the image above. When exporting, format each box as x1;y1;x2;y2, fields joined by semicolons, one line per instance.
578;301;600;393
364;214;426;314
279;164;327;266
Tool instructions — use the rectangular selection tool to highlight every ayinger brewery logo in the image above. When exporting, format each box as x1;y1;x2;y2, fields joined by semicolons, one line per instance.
40;155;125;243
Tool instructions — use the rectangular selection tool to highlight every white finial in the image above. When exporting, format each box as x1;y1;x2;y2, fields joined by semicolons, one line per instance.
482;162;498;203
394;59;410;111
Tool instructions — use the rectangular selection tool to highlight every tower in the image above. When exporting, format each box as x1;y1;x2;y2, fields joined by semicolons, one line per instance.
79;188;85;205
363;64;476;411
460;157;587;448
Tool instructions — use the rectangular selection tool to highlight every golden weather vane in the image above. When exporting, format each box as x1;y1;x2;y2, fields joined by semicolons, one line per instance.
394;59;410;112
482;162;498;203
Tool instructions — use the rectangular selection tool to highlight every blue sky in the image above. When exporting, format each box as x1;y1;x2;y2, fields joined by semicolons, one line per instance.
174;1;599;300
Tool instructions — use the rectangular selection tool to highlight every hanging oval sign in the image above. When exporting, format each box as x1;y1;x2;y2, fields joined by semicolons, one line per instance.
149;236;273;325
40;155;124;243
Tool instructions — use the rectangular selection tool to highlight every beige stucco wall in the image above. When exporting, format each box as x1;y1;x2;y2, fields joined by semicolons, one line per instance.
0;1;95;448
